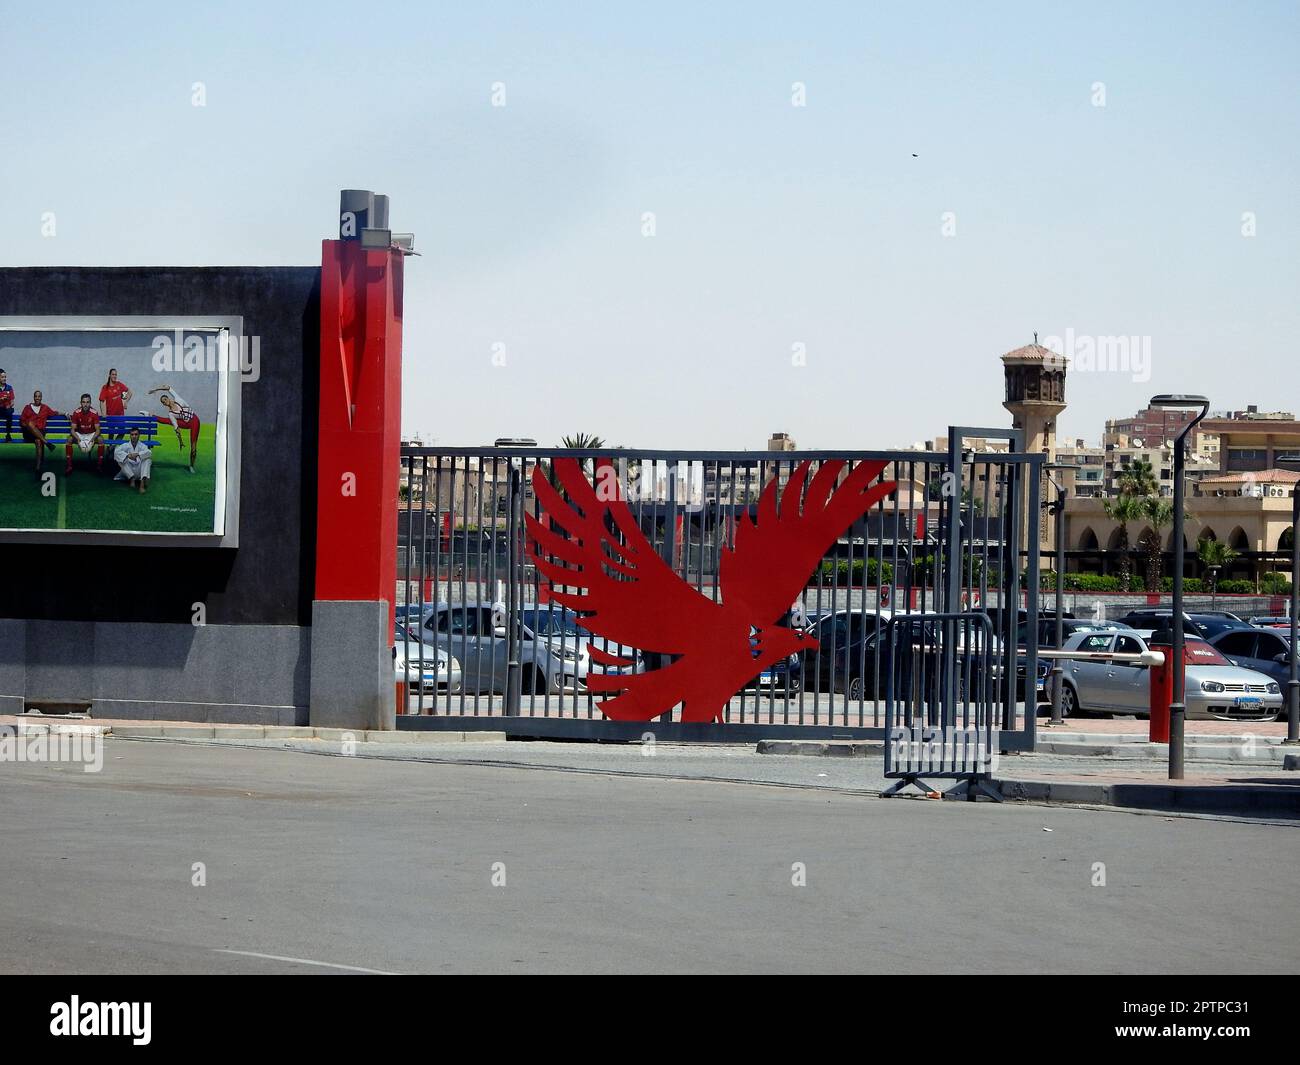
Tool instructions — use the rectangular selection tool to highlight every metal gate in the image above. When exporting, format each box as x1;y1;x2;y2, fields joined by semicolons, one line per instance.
394;428;1041;748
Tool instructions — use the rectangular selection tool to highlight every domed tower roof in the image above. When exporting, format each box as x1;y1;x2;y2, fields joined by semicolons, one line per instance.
1000;342;1062;366
1002;333;1067;412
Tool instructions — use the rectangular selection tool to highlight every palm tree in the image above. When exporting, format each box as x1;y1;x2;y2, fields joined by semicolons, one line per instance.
541;433;608;488
1117;458;1158;498
561;433;606;452
1138;497;1175;591
1197;538;1240;599
559;433;607;479
1103;494;1145;590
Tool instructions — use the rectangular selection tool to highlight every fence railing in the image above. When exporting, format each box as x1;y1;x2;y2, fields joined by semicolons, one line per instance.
395;440;1042;749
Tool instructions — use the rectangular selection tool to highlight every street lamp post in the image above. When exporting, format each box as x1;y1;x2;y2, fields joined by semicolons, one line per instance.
1043;464;1080;726
1148;394;1210;780
1290;487;1299;745
1272;452;1300;745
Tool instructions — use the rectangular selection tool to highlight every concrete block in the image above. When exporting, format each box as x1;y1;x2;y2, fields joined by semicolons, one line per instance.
756;740;883;757
160;726;216;739
309;601;393;731
211;726;266;740
109;725;163;738
363;730;423;743
313;727;365;741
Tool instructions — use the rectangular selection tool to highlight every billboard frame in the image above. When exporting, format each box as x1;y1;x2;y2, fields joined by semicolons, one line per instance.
0;314;243;548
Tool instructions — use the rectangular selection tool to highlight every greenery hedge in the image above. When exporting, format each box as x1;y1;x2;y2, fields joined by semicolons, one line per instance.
1040;571;1130;592
814;558;894;585
818;562;1293;595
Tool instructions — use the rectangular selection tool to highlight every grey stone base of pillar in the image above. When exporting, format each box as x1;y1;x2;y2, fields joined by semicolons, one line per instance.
309;600;393;731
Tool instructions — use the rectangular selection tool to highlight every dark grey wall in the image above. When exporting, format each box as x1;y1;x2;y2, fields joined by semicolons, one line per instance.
0;267;320;627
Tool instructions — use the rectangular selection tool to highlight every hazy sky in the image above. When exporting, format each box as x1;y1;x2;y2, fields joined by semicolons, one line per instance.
3;1;1296;450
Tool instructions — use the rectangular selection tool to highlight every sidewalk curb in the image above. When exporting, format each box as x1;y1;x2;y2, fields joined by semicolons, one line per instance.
3;721;110;737
1033;740;1293;764
995;776;1300;818
106;724;507;744
756;740;883;758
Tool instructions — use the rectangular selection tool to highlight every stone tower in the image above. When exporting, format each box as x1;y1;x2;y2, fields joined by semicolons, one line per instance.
1002;338;1067;554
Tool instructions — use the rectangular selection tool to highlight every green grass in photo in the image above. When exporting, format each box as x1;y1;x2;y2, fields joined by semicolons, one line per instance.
0;423;218;533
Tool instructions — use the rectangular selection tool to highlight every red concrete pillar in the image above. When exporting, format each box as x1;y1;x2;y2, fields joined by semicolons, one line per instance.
309;221;406;731
315;238;404;627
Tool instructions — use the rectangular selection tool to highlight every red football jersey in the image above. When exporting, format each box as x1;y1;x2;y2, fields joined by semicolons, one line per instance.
20;404;56;431
70;408;100;433
99;381;129;416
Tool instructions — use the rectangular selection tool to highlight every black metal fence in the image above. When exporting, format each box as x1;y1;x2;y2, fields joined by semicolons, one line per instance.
395;431;1042;749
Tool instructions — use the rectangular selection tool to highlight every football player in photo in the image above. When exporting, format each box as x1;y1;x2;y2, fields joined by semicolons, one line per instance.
19;390;60;476
66;393;106;475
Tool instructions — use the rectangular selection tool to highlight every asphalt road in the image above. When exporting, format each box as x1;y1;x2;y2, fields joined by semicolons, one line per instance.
3;739;1298;974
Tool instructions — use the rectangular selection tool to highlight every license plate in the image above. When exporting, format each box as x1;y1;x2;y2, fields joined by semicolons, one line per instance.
1236;696;1262;707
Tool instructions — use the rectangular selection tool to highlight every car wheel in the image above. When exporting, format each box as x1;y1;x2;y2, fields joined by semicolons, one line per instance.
847;675;864;701
520;666;548;694
1059;683;1083;719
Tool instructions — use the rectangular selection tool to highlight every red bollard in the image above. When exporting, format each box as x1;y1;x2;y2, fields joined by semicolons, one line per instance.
1148;641;1176;742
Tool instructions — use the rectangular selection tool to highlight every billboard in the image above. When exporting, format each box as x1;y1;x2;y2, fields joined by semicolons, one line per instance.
0;317;242;545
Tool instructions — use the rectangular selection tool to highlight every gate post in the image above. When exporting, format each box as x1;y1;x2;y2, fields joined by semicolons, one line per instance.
309;193;406;731
1022;455;1042;749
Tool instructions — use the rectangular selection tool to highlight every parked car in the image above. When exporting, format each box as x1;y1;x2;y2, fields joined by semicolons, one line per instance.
393;624;462;694
1057;630;1281;720
1247;615;1294;631
803;609;1000;701
1017;617;1133;650
1116;610;1253;641
743;625;803;693
397;602;435;625
982;606;1075;635
1014;619;1133;707
519;605;643;668
419;603;641;695
1209;627;1294;687
1198;610;1247;623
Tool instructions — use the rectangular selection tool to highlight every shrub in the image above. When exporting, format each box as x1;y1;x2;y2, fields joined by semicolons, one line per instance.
1037;573;1125;591
1259;572;1294;595
815;558;894;586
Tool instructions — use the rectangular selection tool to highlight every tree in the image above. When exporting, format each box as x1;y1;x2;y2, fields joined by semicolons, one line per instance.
1117;458;1159;498
1138;497;1175;591
559;433;606;479
1102;495;1145;590
1197;537;1240;596
561;433;606;452
541;433;608;488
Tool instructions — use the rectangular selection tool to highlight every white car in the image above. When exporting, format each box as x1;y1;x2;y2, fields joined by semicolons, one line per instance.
395;625;462;694
1057;630;1282;721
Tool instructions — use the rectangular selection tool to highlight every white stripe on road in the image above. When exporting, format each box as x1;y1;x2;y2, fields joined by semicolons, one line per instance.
213;949;398;974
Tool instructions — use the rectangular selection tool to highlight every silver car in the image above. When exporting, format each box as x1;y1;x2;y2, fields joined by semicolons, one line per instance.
1059;630;1282;721
420;602;641;695
394;625;462;695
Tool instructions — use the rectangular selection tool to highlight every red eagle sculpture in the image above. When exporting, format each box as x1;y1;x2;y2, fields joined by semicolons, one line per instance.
525;458;896;722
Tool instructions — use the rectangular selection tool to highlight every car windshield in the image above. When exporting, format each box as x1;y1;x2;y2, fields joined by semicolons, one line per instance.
521;607;586;638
